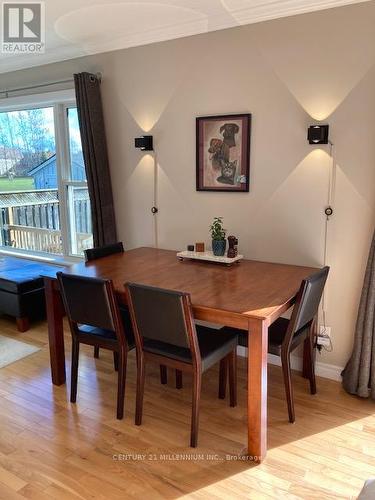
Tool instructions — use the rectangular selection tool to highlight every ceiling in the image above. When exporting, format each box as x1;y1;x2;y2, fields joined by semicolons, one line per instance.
0;0;370;74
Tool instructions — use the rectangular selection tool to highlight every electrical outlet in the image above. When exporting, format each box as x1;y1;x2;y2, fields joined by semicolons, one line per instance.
317;335;331;347
317;325;331;347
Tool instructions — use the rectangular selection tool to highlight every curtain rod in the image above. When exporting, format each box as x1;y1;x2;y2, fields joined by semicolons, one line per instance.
0;78;73;98
0;72;102;98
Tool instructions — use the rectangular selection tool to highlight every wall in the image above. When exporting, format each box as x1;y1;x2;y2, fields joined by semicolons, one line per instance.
1;1;375;370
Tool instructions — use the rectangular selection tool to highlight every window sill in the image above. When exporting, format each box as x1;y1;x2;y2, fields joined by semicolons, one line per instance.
0;247;83;266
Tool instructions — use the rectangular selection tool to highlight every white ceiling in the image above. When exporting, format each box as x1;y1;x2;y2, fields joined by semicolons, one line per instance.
0;0;370;74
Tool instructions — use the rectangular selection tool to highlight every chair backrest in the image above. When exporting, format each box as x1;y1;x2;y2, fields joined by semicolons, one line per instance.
125;282;199;361
284;266;330;348
84;242;124;262
57;272;126;346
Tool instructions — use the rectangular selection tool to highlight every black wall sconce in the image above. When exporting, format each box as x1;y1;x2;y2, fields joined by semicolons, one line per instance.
307;125;329;144
134;135;153;151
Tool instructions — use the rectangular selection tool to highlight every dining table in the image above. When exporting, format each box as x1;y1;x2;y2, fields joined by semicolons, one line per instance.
42;246;318;462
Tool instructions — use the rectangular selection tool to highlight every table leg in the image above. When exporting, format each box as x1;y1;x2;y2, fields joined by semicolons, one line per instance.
248;318;268;462
44;278;66;385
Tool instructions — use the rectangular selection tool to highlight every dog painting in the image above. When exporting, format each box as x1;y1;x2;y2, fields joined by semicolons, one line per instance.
196;114;251;192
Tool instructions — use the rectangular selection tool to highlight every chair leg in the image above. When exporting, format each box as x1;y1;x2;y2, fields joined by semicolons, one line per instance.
113;351;119;371
302;338;309;379
116;349;127;420
218;358;227;399
135;354;145;426
160;365;167;384
306;334;317;395
190;371;202;448
94;346;99;358
70;340;79;403
176;370;183;389
228;350;237;407
281;351;295;423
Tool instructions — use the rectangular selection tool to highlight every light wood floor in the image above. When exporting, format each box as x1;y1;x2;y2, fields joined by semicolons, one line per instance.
0;317;373;499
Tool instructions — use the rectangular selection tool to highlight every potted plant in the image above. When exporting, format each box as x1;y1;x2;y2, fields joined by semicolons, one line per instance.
210;216;227;256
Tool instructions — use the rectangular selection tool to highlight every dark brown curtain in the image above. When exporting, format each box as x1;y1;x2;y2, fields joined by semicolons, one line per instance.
74;72;117;247
342;229;375;398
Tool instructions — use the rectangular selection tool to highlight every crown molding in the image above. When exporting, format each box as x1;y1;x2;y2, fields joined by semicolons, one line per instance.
0;0;370;74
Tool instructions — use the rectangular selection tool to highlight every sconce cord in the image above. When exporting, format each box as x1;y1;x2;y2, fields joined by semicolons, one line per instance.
323;140;335;267
152;151;159;249
320;140;335;353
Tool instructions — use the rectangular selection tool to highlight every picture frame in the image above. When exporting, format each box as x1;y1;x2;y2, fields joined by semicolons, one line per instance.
196;113;251;192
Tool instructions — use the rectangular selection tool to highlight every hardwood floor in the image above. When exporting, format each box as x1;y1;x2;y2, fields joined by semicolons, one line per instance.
0;316;372;499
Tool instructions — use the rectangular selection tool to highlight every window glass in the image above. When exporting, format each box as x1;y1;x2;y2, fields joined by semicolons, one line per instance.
68;186;93;256
0;107;62;254
67;108;86;182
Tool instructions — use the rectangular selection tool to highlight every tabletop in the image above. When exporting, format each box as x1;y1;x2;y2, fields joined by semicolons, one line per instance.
60;247;318;323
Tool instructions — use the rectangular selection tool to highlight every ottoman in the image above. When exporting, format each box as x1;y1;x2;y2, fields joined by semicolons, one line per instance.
0;256;63;332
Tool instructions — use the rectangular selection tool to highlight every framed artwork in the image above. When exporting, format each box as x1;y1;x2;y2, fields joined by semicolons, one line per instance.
196;113;251;192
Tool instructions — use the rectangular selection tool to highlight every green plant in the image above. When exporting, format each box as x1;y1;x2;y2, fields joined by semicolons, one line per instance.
210;217;226;241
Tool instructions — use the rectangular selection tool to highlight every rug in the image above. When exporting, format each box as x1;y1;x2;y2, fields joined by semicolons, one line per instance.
0;335;40;368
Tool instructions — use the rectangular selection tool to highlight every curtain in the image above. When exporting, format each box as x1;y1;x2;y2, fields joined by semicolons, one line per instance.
74;72;117;247
342;230;375;398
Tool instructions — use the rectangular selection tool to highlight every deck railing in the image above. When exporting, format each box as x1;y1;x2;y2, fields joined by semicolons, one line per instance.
0;188;92;255
7;224;63;254
6;224;92;255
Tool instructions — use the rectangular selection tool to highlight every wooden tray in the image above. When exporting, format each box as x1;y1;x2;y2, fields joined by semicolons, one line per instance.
177;250;243;266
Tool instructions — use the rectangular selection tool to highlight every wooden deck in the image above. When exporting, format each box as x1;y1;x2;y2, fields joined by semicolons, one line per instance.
0;316;372;499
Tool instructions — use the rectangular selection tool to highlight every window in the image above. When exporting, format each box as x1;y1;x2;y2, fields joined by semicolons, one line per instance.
0;91;93;258
65;107;92;256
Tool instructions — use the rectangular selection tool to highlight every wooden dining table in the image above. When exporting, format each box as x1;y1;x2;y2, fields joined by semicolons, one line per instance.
43;246;318;462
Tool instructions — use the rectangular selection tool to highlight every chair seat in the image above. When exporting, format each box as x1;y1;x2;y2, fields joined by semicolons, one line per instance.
143;324;238;371
227;317;309;356
78;306;135;349
78;324;117;340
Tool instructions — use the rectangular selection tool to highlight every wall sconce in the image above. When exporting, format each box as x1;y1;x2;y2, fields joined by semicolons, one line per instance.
134;136;159;246
134;135;153;151
307;125;329;144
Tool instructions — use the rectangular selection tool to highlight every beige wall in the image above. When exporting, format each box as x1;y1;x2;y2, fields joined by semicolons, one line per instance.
1;2;375;368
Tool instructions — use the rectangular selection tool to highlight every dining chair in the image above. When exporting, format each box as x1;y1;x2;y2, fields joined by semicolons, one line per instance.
85;242;181;387
57;272;135;419
84;241;125;262
84;242;125;359
126;282;238;447
223;266;329;423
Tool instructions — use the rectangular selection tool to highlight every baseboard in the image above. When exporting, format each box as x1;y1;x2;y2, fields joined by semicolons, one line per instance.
237;346;343;382
197;323;344;382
